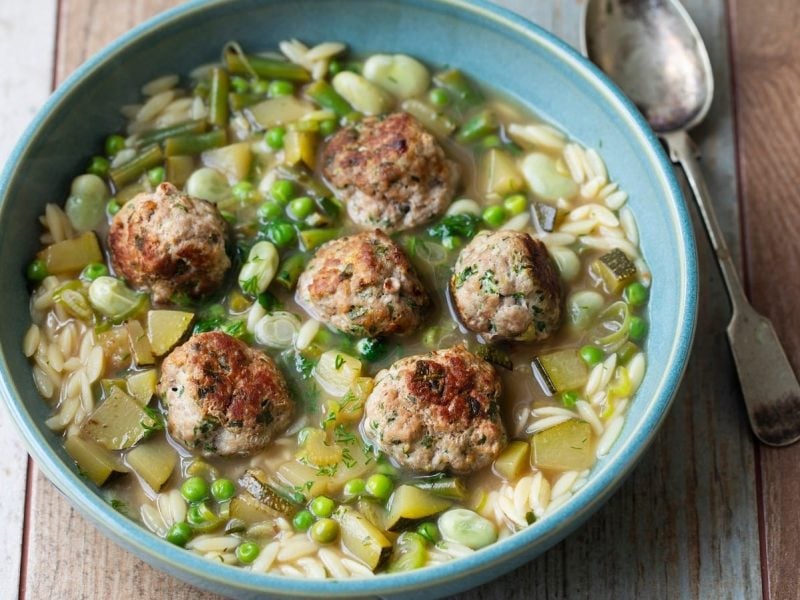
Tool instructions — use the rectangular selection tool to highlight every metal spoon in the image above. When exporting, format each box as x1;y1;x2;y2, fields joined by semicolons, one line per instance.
582;0;800;446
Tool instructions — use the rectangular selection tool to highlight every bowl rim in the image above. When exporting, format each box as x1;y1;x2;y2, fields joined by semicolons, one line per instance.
0;0;697;596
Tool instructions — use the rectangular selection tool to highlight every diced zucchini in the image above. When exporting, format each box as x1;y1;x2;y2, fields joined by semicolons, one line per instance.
385;485;452;531
493;440;530;480
333;505;392;571
591;249;637;294
245;96;316;129
100;378;126;398
201;142;252;182
147;309;194;356
409;476;467;501
239;469;300;517
38;232;102;275
617;341;639;364
478;148;525;198
473;344;513;370
388;532;428;573
531;420;594;471
80;387;157;450
126;369;157;405
283;130;317;169
229;494;276;523
64;435;127;486
313;350;362;397
355;498;387;530
127;436;177;491
531;201;561;232
532;349;589;395
126;319;154;366
165;155;195;187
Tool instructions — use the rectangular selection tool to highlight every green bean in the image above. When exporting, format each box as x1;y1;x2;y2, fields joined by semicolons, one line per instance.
164;129;227;156
275;253;307;289
433;68;484;107
456;109;497;143
209;67;229;127
229;92;265;111
299;227;340;251
305;80;353;117
410;476;467;501
224;46;311;82
109;145;164;188
137;119;207;146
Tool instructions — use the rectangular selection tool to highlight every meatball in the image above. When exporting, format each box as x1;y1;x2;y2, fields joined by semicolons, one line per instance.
296;230;430;337
322;112;459;232
364;345;506;474
159;331;293;456
450;230;562;342
108;182;230;304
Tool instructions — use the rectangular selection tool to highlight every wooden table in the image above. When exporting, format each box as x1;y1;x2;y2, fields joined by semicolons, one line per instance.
1;0;798;598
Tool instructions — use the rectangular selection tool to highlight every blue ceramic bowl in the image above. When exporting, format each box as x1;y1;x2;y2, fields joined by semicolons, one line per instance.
0;0;697;597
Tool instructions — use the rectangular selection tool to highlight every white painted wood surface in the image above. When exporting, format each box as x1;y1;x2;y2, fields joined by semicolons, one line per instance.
0;2;57;598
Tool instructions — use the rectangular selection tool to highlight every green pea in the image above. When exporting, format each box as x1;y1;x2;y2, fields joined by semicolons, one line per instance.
251;79;270;95
503;194;527;216
232;181;254;203
482;205;507;228
288;196;314;220
328;60;343;76
265;127;286;150
356;337;388;362
230;76;250;93
343;478;366;499
416;521;441;544
210;478;236;502
87;156;110;178
107;198;121;216
147;166;165;186
310;495;336;518
292;509;314;532
104;134;126;157
579;345;604;366
236;541;260;564
442;235;461;251
26;259;49;283
186;504;204;525
319;119;338;137
270;179;295;204
624;282;648;307
269;80;295;97
265;221;297;248
81;263;108;281
629;316;648;341
257;201;282;222
429;87;450;107
310;518;339;544
166;522;192;546
365;473;394;502
180;476;209;503
561;391;578;408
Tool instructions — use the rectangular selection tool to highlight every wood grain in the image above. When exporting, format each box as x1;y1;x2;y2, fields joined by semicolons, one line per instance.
17;0;766;599
729;1;800;599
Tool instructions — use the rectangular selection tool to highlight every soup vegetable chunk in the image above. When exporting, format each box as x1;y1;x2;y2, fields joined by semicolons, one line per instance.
22;38;650;578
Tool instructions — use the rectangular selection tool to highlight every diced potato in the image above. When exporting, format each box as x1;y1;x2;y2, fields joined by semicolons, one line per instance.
591;249;637;294
531;420;594;471
314;350;362;397
38;232;102;274
126;369;157;405
126;319;154;366
246;96;316;128
521;152;578;201
385;485;451;531
64;435;127;486
532;349;589;395
98;325;132;370
493;440;530;480
202;142;252;182
80;387;157;450
478;148;525;198
126;436;177;491
334;506;392;571
283;130;317;169
147;310;194;356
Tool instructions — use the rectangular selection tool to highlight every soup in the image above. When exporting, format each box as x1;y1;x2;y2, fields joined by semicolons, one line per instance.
22;39;649;577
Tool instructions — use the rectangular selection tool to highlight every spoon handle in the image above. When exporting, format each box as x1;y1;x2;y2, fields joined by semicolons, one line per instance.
663;129;800;446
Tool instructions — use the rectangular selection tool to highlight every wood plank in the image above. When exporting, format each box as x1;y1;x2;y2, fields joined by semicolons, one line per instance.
729;1;800;598
0;1;58;598
20;1;762;599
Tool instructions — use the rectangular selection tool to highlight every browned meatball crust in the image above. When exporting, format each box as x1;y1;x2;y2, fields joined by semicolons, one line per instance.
108;182;230;304
364;345;507;474
322;112;458;232
159;331;293;456
451;230;562;342
296;230;430;337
